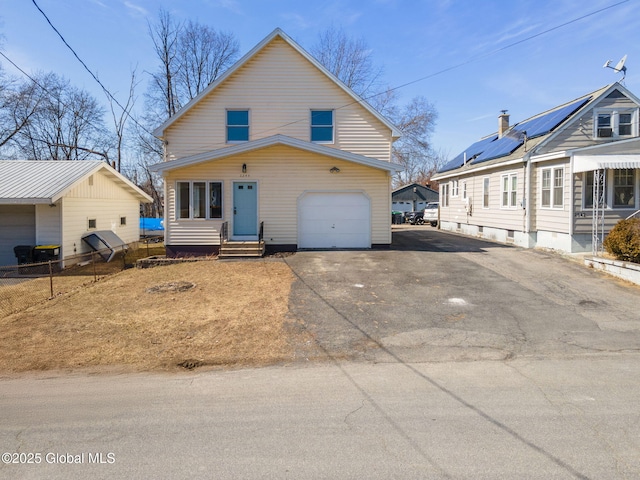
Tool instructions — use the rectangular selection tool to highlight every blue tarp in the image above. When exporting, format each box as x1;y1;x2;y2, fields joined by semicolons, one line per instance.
140;218;164;231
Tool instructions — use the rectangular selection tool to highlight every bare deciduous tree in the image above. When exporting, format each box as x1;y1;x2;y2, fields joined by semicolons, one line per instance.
310;25;382;99
177;21;239;102
146;10;240;119
311;27;440;188
11;72;110;161
107;69;139;172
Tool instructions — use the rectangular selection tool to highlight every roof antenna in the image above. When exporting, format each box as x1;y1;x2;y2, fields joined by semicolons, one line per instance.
603;54;627;82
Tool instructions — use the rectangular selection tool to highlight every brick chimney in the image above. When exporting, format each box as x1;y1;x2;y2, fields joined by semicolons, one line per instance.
498;110;510;138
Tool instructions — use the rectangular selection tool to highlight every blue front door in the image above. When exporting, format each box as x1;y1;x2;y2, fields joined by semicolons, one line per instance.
233;182;258;236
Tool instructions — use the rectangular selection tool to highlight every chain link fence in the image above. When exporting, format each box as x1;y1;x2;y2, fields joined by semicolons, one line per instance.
1;238;164;318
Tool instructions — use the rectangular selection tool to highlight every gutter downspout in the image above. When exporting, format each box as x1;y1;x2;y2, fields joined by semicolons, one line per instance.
523;151;532;240
569;152;575;242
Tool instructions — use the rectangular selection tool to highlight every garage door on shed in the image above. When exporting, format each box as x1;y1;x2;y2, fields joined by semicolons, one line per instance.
0;205;36;266
298;192;371;248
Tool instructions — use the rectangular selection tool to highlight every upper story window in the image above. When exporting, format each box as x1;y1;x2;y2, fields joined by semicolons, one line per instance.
594;108;638;139
311;110;334;143
227;110;249;142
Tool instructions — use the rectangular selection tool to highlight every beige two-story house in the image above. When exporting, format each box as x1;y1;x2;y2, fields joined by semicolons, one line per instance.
150;28;401;257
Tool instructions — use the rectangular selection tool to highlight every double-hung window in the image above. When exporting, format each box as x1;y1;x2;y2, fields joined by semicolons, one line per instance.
594;108;638;139
482;177;490;208
441;183;449;207
501;174;518;208
311;110;334;143
541;167;564;208
583;171;608;209
177;181;223;219
613;169;635;208
451;179;459;197
227;110;249;142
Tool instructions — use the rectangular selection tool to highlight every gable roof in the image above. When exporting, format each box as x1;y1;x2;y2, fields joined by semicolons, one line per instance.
152;28;401;139
435;82;637;179
149;134;403;174
0;160;152;204
392;183;439;203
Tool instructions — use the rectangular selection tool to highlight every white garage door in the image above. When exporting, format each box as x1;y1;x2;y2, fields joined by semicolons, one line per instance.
0;205;36;266
298;192;371;248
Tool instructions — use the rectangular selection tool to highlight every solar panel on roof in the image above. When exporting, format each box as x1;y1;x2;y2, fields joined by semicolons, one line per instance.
512;96;591;139
438;135;498;173
473;135;523;163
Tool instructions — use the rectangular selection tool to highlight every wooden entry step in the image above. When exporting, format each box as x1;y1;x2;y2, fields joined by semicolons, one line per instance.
219;240;265;259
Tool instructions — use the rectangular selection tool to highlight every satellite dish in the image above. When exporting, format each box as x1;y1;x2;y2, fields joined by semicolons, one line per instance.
604;55;628;80
614;54;627;73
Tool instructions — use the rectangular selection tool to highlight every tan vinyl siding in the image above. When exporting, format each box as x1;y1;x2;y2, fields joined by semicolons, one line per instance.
164;38;393;162
165;145;391;246
439;166;525;231
532;160;571;234
542;94;639;153
573;169;640;235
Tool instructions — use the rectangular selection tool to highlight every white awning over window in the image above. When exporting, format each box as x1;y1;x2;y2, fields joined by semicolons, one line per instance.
574;155;640;173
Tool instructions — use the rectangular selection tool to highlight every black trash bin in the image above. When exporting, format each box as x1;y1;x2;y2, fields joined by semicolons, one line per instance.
14;245;34;264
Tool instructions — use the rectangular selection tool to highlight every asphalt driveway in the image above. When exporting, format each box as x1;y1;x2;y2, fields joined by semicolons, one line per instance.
285;226;640;363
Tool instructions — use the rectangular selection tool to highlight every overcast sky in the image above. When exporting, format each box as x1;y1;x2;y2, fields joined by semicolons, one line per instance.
1;0;639;159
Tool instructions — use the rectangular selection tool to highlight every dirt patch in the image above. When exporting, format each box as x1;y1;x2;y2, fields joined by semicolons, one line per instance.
146;281;196;294
0;260;319;373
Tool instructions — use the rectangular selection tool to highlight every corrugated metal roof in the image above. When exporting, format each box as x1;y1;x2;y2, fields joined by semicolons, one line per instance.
0;160;104;203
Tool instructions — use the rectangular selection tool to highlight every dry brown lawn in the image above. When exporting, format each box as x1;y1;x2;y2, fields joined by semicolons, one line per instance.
0;259;316;374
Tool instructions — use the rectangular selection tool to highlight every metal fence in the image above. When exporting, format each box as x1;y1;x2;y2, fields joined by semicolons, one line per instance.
1;238;164;319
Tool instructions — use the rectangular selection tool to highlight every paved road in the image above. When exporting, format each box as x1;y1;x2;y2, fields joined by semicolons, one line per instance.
1;228;640;479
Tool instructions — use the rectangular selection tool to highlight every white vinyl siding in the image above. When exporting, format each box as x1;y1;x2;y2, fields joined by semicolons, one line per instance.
61;170;143;259
164;37;394;162
164;145;391;247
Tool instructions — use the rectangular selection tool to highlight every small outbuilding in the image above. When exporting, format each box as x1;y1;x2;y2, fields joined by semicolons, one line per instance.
392;183;439;213
0;160;152;267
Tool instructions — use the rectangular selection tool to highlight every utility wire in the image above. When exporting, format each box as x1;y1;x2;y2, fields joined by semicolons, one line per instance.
30;0;154;137
26;0;629;152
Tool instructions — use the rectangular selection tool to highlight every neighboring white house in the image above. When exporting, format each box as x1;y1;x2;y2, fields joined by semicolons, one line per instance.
150;28;402;257
432;82;640;254
0;160;152;266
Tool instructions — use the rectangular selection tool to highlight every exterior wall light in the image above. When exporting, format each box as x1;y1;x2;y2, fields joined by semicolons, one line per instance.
330;166;340;173
242;163;247;173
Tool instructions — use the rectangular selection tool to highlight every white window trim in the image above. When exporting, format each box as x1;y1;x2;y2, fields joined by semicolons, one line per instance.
462;181;467;200
501;173;518;209
226;109;250;143
310;109;335;144
540;167;564;209
176;180;224;220
451;179;459;197
441;183;449;207
482;177;490;209
593;108;639;139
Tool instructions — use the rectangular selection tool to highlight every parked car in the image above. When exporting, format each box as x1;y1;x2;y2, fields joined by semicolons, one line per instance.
423;202;439;226
404;211;424;225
